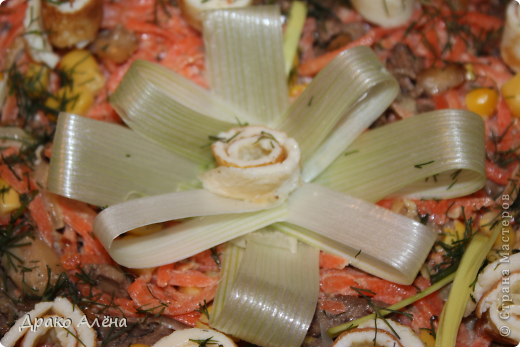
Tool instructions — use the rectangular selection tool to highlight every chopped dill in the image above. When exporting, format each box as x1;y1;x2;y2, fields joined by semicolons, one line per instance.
445;201;456;216
235;117;249;127
195;299;210;320
210;247;221;269
414;161;434;169
64;327;87;347
351;287;413;343
419;316;437;338
253;131;278;145
344;150;359;156
382;0;390;17
447;179;458;190
450;169;462;180
431;207;476;284
100;322;139;347
189;337;223;347
355;249;362;258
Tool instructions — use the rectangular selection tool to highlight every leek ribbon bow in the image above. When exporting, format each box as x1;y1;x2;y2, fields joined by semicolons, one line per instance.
48;5;485;347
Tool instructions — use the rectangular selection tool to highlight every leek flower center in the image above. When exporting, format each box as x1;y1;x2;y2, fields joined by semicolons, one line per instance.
199;125;301;204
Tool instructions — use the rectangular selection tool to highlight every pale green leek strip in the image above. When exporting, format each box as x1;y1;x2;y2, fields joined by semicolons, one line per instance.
110;60;244;164
203;6;289;126
275;46;399;182
210;243;244;326
0;127;34;145
314;110;486;202
211;231;319;347
283;2;307;75
436;228;499;347
280;183;436;285
94;203;288;268
48;113;200;207
327;272;456;337
94;189;282;252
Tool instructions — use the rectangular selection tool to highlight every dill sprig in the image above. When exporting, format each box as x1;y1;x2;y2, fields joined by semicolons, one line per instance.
210;247;221;269
7;64;57;122
405;1;502;63
195;299;210;320
189;337;223;347
350;287;413;344
134;284;168;318
487;123;520;169
414;161;434;169
430;207;476;284
253;131;278;145
100;321;139;347
419;316;437;338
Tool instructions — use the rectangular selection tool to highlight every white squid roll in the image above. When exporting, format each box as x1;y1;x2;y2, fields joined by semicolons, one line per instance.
179;0;253;31
464;253;520;345
331;319;422;347
199;126;301;204
350;0;415;28
501;2;520;73
153;328;237;347
1;297;96;347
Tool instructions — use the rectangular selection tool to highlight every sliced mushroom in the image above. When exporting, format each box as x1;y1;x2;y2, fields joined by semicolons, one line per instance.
416;65;466;96
92;24;139;64
1;235;65;296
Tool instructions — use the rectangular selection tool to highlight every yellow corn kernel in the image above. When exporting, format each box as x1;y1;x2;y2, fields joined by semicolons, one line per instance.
492;224;516;251
464;63;476;82
127;223;163;236
198;305;213;324
419;330;436;347
178;286;203;296
502;73;520;118
25;63;49;98
195;320;210;329
0;178;21;216
465;88;499;118
127;267;157;277
479;211;500;237
45;86;94;116
60;50;105;95
289;84;307;98
487;249;499;263
443;220;465;245
129;344;150;347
